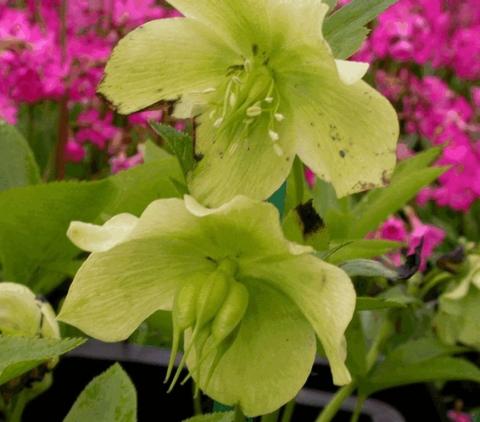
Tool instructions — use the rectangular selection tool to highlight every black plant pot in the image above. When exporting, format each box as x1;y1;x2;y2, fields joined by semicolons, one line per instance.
21;341;447;422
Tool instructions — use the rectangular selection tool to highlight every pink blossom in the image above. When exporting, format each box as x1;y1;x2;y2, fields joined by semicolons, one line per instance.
447;410;472;422
65;139;86;163
110;150;143;173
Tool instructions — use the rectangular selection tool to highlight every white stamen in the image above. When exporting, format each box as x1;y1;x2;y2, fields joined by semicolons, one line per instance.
275;113;286;122
229;92;237;107
213;118;224;128
202;87;216;94
209;109;217;119
246;105;262;117
269;130;280;142
264;96;274;104
244;59;252;72
273;144;284;156
232;76;242;85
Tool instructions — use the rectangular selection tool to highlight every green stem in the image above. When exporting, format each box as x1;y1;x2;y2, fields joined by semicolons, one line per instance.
418;273;451;299
234;406;246;422
366;318;394;370
315;381;357;422
261;409;280;422
350;395;366;422
192;382;202;415
280;399;296;422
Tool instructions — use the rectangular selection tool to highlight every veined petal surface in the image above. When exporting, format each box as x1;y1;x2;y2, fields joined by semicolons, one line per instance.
99;18;237;114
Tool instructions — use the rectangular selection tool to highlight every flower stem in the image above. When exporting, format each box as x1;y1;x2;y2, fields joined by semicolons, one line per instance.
350;395;366;422
260;409;280;422
280;399;296;422
234;406;246;422
315;381;357;422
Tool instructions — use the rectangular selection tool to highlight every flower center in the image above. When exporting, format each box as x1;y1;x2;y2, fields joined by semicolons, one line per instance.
203;55;286;157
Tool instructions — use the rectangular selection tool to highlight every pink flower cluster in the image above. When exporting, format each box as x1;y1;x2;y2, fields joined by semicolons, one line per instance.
349;0;480;212
374;208;445;271
358;0;480;81
0;1;179;171
376;70;480;211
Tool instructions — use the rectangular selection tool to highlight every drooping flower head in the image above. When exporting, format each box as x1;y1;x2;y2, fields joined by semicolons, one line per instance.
99;0;399;206
58;196;356;416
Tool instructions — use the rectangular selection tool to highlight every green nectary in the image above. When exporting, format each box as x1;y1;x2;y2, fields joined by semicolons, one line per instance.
98;0;399;207
58;195;356;416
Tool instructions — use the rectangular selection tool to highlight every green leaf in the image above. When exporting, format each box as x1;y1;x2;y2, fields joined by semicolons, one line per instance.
0;159;183;293
341;259;400;279
361;338;478;395
151;123;194;176
64;363;137;422
0;336;85;385
183;412;235;422
0;123;40;191
323;0;397;59
348;165;446;239
325;240;401;264
345;313;368;377
356;296;407;311
143;139;172;163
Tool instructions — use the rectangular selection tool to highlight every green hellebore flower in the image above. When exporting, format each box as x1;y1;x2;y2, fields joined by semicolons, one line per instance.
59;195;356;416
435;255;480;350
0;282;60;339
98;0;399;207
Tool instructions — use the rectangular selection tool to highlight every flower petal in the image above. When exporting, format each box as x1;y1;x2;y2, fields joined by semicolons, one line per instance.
244;255;356;385
335;60;370;85
67;213;139;253
168;0;328;52
186;279;316;417
58;199;216;341
98;18;237;114
183;195;312;257
285;68;398;197
188;111;296;207
59;197;309;340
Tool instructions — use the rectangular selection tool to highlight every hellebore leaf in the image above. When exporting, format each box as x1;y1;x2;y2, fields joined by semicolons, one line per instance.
64;363;137;422
150;123;195;176
355;296;407;311
100;0;399;206
59;196;355;416
348;165;446;239
0;159;182;293
323;0;398;59
0;336;85;385
0;123;40;192
360;338;479;395
324;239;401;264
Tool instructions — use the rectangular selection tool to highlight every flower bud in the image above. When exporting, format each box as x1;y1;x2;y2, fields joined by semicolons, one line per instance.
0;282;59;339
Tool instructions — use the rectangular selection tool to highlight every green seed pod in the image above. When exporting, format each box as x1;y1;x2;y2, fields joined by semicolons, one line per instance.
167;270;230;392
211;282;249;344
165;282;200;383
195;270;230;327
173;282;199;330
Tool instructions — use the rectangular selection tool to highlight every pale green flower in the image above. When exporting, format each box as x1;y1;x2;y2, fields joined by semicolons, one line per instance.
435;255;480;350
0;282;60;339
59;195;356;416
99;0;399;207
